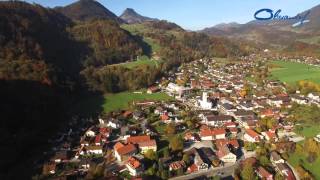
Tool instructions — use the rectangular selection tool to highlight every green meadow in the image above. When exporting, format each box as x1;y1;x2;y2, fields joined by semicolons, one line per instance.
269;61;320;84
103;91;173;113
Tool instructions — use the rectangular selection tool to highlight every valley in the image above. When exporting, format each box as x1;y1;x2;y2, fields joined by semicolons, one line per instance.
1;0;320;180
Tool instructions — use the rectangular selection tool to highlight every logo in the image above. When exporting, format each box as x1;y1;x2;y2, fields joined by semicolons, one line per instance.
254;8;310;27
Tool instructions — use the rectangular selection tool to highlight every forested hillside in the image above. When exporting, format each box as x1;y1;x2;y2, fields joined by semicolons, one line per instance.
0;1;256;178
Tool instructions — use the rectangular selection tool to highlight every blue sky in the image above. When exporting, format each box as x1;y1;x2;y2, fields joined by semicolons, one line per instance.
24;0;320;30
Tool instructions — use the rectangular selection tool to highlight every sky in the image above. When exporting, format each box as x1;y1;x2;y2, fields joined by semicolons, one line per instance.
24;0;320;30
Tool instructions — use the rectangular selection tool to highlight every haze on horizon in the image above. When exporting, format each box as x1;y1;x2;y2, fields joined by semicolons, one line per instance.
24;0;320;30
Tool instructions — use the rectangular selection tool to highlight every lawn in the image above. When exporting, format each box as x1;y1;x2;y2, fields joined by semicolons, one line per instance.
123;56;160;69
103;91;173;113
269;61;320;84
288;151;320;179
295;124;320;138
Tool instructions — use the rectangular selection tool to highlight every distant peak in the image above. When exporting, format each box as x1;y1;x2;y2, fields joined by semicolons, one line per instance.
120;8;158;24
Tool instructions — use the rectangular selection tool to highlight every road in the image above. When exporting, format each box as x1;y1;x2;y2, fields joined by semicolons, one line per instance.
169;163;238;180
169;150;256;180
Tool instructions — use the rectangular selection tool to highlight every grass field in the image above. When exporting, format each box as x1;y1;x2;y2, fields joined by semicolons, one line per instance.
297;36;320;45
110;56;161;69
288;151;320;179
270;61;320;84
295;124;320;138
103;91;173;112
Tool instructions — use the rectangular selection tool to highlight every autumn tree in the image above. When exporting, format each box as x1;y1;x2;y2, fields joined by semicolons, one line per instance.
241;162;256;180
169;135;184;152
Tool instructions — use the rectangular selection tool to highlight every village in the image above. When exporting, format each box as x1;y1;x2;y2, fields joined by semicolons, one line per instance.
40;57;320;180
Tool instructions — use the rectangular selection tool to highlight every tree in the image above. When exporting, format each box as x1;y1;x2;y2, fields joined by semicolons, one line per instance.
169;135;184;152
241;162;255;180
182;154;191;164
166;123;176;135
163;147;170;158
259;155;271;166
144;149;158;161
161;170;169;179
275;172;285;180
147;167;156;176
176;168;184;176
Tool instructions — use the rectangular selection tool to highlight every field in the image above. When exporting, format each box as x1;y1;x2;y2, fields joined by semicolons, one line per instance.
288;151;320;179
103;91;173;112
269;61;320;84
110;56;160;69
297;36;320;45
295;124;320;138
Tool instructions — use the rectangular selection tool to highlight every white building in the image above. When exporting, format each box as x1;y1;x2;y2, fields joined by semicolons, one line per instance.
198;92;213;110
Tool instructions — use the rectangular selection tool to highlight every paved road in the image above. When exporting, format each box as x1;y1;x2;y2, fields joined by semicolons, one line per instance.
169;150;256;180
286;162;300;180
169;163;238;180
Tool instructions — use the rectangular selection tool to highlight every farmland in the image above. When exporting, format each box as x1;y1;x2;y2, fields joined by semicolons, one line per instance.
269;61;320;84
103;91;173;113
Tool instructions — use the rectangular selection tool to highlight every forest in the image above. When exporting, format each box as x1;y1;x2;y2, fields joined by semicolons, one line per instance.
0;1;254;178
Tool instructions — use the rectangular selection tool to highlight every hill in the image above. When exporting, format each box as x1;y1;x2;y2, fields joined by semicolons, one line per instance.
55;0;123;23
200;4;320;57
120;8;158;24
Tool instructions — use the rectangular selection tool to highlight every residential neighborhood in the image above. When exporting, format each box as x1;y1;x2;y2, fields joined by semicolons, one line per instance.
40;58;320;180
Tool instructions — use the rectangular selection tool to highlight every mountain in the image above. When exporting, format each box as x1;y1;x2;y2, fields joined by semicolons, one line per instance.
120;8;158;24
213;22;242;30
200;3;320;54
55;0;123;23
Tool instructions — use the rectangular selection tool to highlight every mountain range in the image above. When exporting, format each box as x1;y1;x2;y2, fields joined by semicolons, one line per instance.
200;5;320;50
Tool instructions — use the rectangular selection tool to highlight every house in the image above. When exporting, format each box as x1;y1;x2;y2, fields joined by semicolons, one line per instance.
260;109;278;118
308;93;320;101
270;151;285;164
166;82;192;97
220;103;237;115
291;95;308;105
138;140;157;153
126;135;157;153
133;111;144;120
200;128;226;140
198;147;220;167
187;164;199;173
107;119;122;129
99;127;111;138
94;134;102;146
238;101;255;111
194;151;209;170
147;86;159;94
215;139;240;150
216;145;237;163
267;96;290;107
244;129;260;142
126;157;144;176
184;132;200;142
224;121;237;128
114;143;138;162
85;129;96;137
200;114;233;127
84;145;103;155
238;115;258;129
154;106;166;115
256;166;273;180
160;113;171;123
233;110;256;121
52;151;71;163
169;161;186;171
43;162;56;175
261;131;278;142
274;163;292;179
